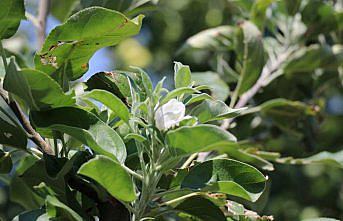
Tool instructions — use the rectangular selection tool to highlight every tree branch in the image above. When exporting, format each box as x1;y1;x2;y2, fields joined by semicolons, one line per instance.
37;0;50;49
0;40;53;155
220;49;293;130
25;12;40;29
197;48;294;161
0;88;54;155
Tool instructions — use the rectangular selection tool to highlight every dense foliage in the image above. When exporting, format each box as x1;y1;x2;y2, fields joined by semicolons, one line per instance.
0;0;342;220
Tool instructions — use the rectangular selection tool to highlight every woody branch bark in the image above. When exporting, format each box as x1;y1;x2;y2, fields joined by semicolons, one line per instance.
0;89;53;155
37;0;50;49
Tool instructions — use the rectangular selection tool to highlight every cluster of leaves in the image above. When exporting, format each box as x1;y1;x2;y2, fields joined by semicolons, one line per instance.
0;1;264;220
0;0;342;221
172;1;343;219
178;0;343;162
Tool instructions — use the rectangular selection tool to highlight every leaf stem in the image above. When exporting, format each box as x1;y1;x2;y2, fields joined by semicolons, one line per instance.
158;192;203;206
122;164;143;181
180;153;198;169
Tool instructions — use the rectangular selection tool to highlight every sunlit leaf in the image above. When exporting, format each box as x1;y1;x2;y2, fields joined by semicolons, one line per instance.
192;72;230;101
78;155;136;202
160;87;198;105
174;62;191;89
185;93;213;105
4;58;75;110
180;26;235;52
166;125;236;155
190;100;246;123
34;7;143;86
84;89;130;123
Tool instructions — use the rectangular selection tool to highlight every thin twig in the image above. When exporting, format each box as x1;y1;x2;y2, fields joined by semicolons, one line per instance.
0;88;54;155
37;0;50;49
234;50;292;109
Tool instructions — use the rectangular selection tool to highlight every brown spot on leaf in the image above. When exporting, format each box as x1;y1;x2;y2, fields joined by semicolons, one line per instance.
117;18;129;29
104;71;114;77
40;55;58;68
81;63;88;69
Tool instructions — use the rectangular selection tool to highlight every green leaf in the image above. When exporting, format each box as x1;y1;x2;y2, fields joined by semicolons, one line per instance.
0;96;27;149
190;100;246;123
84;89;130;123
0;150;12;173
78;155;136;202
180;26;235;52
226;200;270;220
217;143;275;171
284;45;343;73
160;87;198;105
174;62;191;88
166;125;236;155
250;0;275;30
54;151;91;179
302;218;340;221
4;58;75;110
283;0;301;15
124;133;147;142
12;209;45;221
80;0;159;17
174;196;226;221
0;0;25;39
185;93;213;105
10;176;44;210
34;7;144;84
3;48;28;68
51;0;79;21
192;72;230;101
30;107;126;163
259;98;314;113
258;98;315;133
80;0;133;12
10;159;67;209
301;1;338;37
277;150;343;168
86;71;132;99
131;66;153;97
235;21;265;95
181;159;267;202
46;196;82;221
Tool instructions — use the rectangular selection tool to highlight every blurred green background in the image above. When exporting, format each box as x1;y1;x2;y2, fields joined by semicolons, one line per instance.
0;0;342;220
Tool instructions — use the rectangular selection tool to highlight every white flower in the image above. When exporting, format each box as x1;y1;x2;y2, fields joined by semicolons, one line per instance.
154;99;187;131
